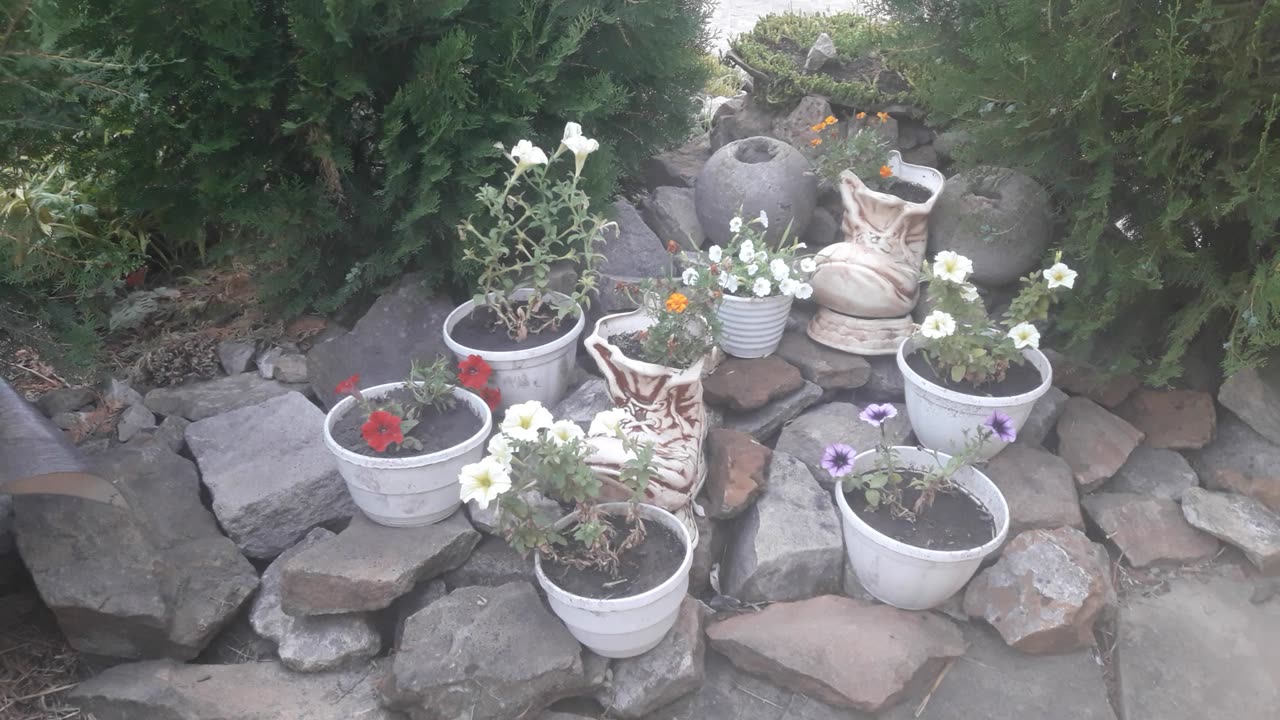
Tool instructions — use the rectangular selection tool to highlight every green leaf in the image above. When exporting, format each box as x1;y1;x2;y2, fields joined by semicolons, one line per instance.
950;364;966;383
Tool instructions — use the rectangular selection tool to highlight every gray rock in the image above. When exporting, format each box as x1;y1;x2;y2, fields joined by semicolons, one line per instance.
552;375;616;432
696;136;817;247
256;345;283;379
719;380;822;441
803;32;837;73
1016;385;1068;448
1109;446;1200;500
273;353;309;383
250;529;379;672
602;198;673;278
281;510;479;615
36;386;95;416
648;651;853;720
643;133;711;189
928;166;1053;286
723;452;844;603
641;187;705;252
307;273;456;408
393;579;447;648
13;443;257;659
1082;493;1219;567
894;120;934;151
932;129;973;162
774;330;870;390
0;495;13;558
1181;488;1280;573
383;582;592;720
984;444;1083;536
596;596;706;717
116;403;156;442
901;143;939;168
1043;348;1139;408
709;97;777;152
185;392;355;558
775;402;909;487
144;371;308;421
468;490;560;535
153;415;190;453
1117;571;1280;720
859;354;906;402
443;535;534;589
1218;364;1280;446
216;339;257;375
689;514;725;596
101;377;144;408
1188;411;1280;512
771;95;834;152
50;410;90;431
800;206;840;247
68;658;399;720
1056;397;1145;491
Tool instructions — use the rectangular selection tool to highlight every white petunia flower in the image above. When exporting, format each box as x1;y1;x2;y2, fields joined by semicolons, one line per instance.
458;458;512;510
486;434;514;470
708;245;723;263
589;408;631;437
510;140;549;173
932;251;973;284
800;257;817;274
919;311;957;339
501;400;553;442
746;263;759;276
562;122;583;140
548;419;586;445
1044;262;1077;289
754;250;768;263
738;239;755;263
729;217;743;234
794;282;814;299
779;278;800;296
718;272;740;293
752;277;772;297
757;210;769;228
560;123;599;176
796;242;807;249
1007;322;1041;349
770;258;790;281
681;267;700;285
960;284;981;303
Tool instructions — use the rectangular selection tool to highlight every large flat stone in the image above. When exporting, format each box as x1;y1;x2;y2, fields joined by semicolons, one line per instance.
1116;388;1216;449
281;510;479;615
703;356;805;412
551;375;615;432
647;651;858;720
1118;572;1280;720
775;402;910;487
36;386;95;416
1188;411;1280;512
1181;488;1280;573
722;452;844;603
774;330;871;391
1056;396;1144;491
704;429;770;519
1217;364;1280;446
443;535;535;589
600;198;673;279
1108;446;1200;500
186;392;355;558
144;372;308;421
641;186;705;252
719;380;822;441
643;134;711;189
983;444;1083;536
596;596;707;717
68;659;400;720
1081;493;1219;567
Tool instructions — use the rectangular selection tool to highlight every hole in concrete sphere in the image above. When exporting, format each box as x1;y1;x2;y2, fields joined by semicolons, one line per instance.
735;138;778;164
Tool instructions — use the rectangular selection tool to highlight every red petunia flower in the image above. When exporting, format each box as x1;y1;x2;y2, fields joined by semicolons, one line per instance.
335;374;360;395
457;355;493;389
362;410;404;452
479;385;502;412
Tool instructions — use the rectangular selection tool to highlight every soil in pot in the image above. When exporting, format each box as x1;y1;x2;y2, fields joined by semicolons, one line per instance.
845;472;996;551
906;350;1042;397
542;516;684;599
883;180;933;203
450;302;579;352
607;332;700;371
331;388;484;458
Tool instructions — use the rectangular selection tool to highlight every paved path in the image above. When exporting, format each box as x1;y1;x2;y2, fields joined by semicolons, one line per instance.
708;0;867;51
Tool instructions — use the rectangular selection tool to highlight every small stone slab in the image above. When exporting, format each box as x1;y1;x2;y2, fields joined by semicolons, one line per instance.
36;386;95;416
641;186;705;252
984;444;1083;536
552;375;615;431
273;353;309;383
643;134;711;189
596;596;707;718
1118;572;1280;720
707;595;965;713
860;355;906;402
1217;364;1280;446
719;380;822;441
704;429;770;519
116;403;156;442
775;402;910;487
443;535;534;589
1181;487;1280;573
1108;446;1200;500
1188;412;1280;512
1016;385;1068;448
383;582;592;720
1081;493;1219;567
144;372;307;421
1116;388;1216;449
703;356;805;412
601;198;673;279
648;651;856;720
250;528;380;672
775;330;871;391
1043;348;1139;407
68;659;398;720
689;514;725;596
1056;396;1145;491
281;510;479;615
722;452;843;603
186;392;355;558
216;339;256;375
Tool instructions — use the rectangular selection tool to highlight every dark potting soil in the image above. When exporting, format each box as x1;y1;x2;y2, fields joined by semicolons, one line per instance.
542;516;685;600
845;472;996;552
884;180;933;203
331;388;483;458
607;331;700;371
449;302;578;352
906;350;1043;398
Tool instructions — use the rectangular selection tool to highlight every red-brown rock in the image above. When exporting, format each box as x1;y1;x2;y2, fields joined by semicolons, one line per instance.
703;356;805;412
704;429;771;518
1056;397;1145;491
1081;493;1219;567
1116;389;1216;450
984;445;1083;536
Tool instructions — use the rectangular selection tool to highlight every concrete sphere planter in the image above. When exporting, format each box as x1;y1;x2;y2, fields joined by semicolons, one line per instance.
323;383;492;526
716;293;792;358
695;136;817;247
534;502;692;658
836;446;1009;610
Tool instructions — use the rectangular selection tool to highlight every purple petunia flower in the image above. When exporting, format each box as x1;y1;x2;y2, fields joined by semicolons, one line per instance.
821;443;857;478
859;403;899;427
983;410;1017;443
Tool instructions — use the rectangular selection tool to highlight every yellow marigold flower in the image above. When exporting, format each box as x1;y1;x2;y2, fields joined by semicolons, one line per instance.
855;111;866;119
877;111;890;123
879;165;893;178
810;138;823;147
665;292;689;314
824;115;837;126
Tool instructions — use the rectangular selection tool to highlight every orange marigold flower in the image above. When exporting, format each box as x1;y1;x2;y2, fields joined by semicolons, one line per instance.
665;292;689;314
824;115;837;126
877;111;890;123
810;138;823;147
855;111;866;119
809;122;825;133
879;165;893;178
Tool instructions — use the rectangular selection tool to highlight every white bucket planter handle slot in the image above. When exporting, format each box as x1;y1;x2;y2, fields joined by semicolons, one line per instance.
836;446;1009;610
443;288;585;412
898;336;1052;461
716;293;792;358
323;383;491;527
534;502;692;658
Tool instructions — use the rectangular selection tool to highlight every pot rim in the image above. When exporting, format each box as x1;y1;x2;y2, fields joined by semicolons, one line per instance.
442;288;585;361
589;310;707;379
854;150;946;207
322;382;492;469
834;445;1009;563
896;335;1053;408
533;502;693;611
717;292;795;305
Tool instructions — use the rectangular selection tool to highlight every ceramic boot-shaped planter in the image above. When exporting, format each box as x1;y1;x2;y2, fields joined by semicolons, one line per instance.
808;151;945;355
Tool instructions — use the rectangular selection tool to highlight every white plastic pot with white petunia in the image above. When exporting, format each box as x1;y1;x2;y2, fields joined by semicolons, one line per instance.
897;336;1052;461
716;293;792;358
323;383;491;527
534;502;693;659
836;446;1009;610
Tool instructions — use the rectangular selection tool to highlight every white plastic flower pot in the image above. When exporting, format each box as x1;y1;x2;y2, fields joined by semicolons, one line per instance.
715;293;792;358
836;446;1008;610
897;336;1052;461
323;383;491;527
534;502;693;658
442;288;585;412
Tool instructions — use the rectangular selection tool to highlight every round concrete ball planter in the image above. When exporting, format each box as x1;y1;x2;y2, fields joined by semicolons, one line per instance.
695;136;817;248
716;293;792;358
534;503;693;658
836;446;1009;610
897;336;1052;461
442;288;585;412
323;383;491;527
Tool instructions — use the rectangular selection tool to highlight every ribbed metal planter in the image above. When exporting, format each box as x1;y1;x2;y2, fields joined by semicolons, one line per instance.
716;293;792;358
